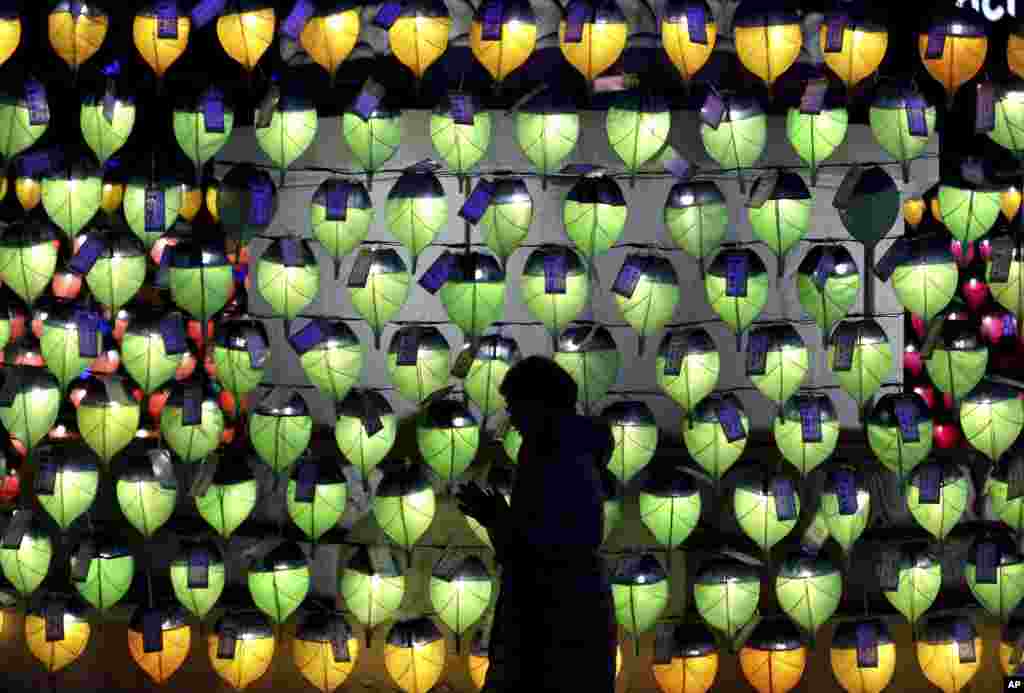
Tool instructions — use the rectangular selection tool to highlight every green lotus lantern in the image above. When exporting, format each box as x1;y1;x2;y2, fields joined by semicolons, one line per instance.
173;84;234;181
0;219;59;306
464;335;519;417
986;237;1024;324
683;393;749;484
289;318;364;402
0;511;51;596
346;247;411;350
116;448;178;538
984;451;1014;526
218;164;278;248
417;397;480;485
386;325;449;405
821;466;870;555
638;463;702;550
166;238;233;324
515;89;579;188
734;471;802;554
828;320;893;410
161;379;224;464
437;251;507;339
607;91;671;182
122;311;190;395
34;444;99;531
773;393;840;477
194;455;258;538
430;93;492;182
0;364;59;455
429;555;492;651
877;544;940;626
887;236;958;322
385;167;447;274
612;553;670;654
786;81;848;186
746;324;809;407
341;103;401;189
562;174;627;284
998;449;1024;533
905;461;969;541
334;389;396;483
988;80;1024;158
480;178;532;267
965;529;1024;622
310;178;372;278
249;389;313;475
256;237;320;322
39;302;102;392
612;252;680;356
255;83;318;184
656;328;719;416
248;542;310;625
604;477;625;542
705;248;770;351
78;231;147;312
554;324;620;415
796;245;860;345
869;80;936;183
41;158;102;238
76;375;139;463
699;90;766;194
81;82;135;167
960;381;1024;462
287;456;348;543
69;539;133;612
520;244;590;349
775;551;841;641
834;165;901;247
170;538;225;619
663;180;729;277
212;319;269;400
466;465;514;547
746;171;813;278
925;320;988;403
604;400;658;483
937;182;1002;244
693;558;760;639
0;75;49;162
373;459;437;551
339;545;406;640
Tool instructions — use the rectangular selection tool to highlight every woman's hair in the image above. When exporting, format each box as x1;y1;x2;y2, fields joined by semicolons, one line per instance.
499;356;578;410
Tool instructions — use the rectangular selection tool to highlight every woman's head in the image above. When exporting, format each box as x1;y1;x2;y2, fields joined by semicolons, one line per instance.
500;356;577;435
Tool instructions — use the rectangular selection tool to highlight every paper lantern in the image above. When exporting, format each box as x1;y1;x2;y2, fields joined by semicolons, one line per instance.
218;164;278;248
195;455;258;538
429;555;492;648
563;174;627;282
170;538;225;619
827;320;893;409
470;0;536;83
819;7;887;89
878;544;939;626
1002;186;1022;222
467;628;490;690
704;248;770;350
905;461;968;540
39;302;103;392
746;324;809;407
694;558;760;639
937;184;1001;244
116;448;178;538
747;171;813;278
384;616;446;693
0;76;49;162
870;81;937;183
903;196;926;228
786;84;848;186
733;0;802;87
734;471;801;553
607;92;671;179
431;93;492;179
208;610;275;691
339;545;406;635
301;2;361;85
173;84;234;180
255;83;317;183
613;252;680;357
775;551;841;638
0;512;51;596
821;466;870;554
288;456;347;542
605;400;659;483
289;318;363;402
385;325;448;405
464;335;519;417
76;375;139;463
999;449;1024;532
986;237;1024;325
835;165;901;247
217;1;274;73
964;529;1024;622
554;324;620;414
655;328;718;416
133;1;190;79
476;177;531;268
347;247;411;349
294;609;360;693
465;465;514;546
830;619;896;693
121;311;191;395
250;390;313;475
558;0;627;82
14;158;44;211
605;478;625;541
797;246;860;343
35;447;98;531
417;398;479;484
385;168;447;274
385;0;451;79
80;82;134;167
651;622;718;693
918;11;987;107
101;173;126;217
341;104;401;186
374;459;436;550
639;463;701;550
256;237;320;321
916;616;982;693
925;320;987;403
960;381;1024;461
128;604;190;684
41;158;102;239
663;180;728;274
248;542;310;625
178;183;202;224
80;232;147;312
520;244;591;348
68;537;133;612
515;88;579;184
683;393;748;482
1001;620;1024;676
988;83;1024;158
661;0;716;84
739;618;806;693
0;6;19;71
212;319;269;399
612;554;670;647
773;393;839;476
161;379;224;463
168;238;234;321
310;178;372;277
25;596;89;673
438;251;507;339
334;389;396;481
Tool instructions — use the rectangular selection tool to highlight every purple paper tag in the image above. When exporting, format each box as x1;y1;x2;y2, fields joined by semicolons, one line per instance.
203;89;226;134
855;622;878;668
919;464;941;504
664;157;692;180
686;4;707;44
294;461;318;503
183;384;202;426
191;0;226;29
989;237;1014;283
71;541;95;582
326;182;349;222
825;15;846;53
724;253;748;297
813;250;835;289
449;92;475;126
188;548;210;588
351;79;386;121
773;477;797;521
348;251;373;288
245;328;268;368
418;251;456;294
396;328;420;366
69;236;105;275
700;90;725;129
906;95;929;137
34;461;56;495
976;541;999;584
953;620;976;663
925;26;945;60
874;238;910;282
248;179;273;226
373;1;403;29
482;0;504;41
281;0;315;39
156;0;179;39
746;332;769;375
143;610;164;653
1009;458;1024;501
976;83;996;134
611;255;648;298
718;399;745;442
564;0;592;43
102;80;117;124
459;179;496;224
798;397;823;443
1005;313;1018;338
45;600;64;642
894;397;920;442
663;332;686;376
361;394;383;437
75;310;99;358
160;314;187;355
800;79;828;115
289;320;325;354
544;252;567;294
331;620;351;662
145;187;165;232
217;629;237;659
833;468;858;515
24;78;49;127
832;330;855;371
279;238;303;267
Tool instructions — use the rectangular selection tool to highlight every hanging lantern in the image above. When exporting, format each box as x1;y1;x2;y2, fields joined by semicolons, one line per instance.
773;393;839;477
1002;186;1022;222
0;367;60;454
607;92;671;180
431;93;492;180
217;1;274;73
739;618;806;693
0;76;49;163
68;537;133;612
870;81;936;183
903;196;927;228
385;167;448;274
384;616;446;693
471;177;530;268
2;335;46;371
563;174;628;283
128;604;190;684
663;180;728;275
746;171;813;278
830;619;896;693
35;446;99;531
14;154;46;212
195;455;258;538
775;551;841;638
468;627;490;690
212;319;269;400
655;328;718;416
39;302;103;392
290;318;363;402
161;379;225;463
0;219;57;306
300;2;361;85
0;511;51;596
437;251;507;340
382;0;450;80
937;183;1001;244
960;381;1024;461
208;610;275;691
339;545;406;637
255;237;320;322
925;320;988;403
178;181;202;222
173;84;234;182
255;81;318;184
521;244;591;348
638;463;701;550
833;165;901;248
988;83;1024;159
906;461;969;541
878;544;940;625
428;555;492;650
287;456;347;542
374;459;437;550
651;622;718;693
612;253;680;357
121;311;190;395
79;232;147;313
515;88;579;185
25;596;90;673
342;102;401;188
101;168;126;217
986;237;1024;327
704;248;770;350
1001;620;1024;676
248;542;310;626
346;247;411;350
334;388;396;481
250;389;313;475
417;398;480;484
828;320;893;409
964;529;1024;622
294;609;360;693
604;400;659;483
746;324;809;407
661;0;716;84
470;0;536;83
916;615;982;693
683;393;748;482
218;164;278;248
694;558;760;639
464;335;519;417
80;74;134;167
612;553;670;648
133;1;190;80
41;158;102;239
734;471;801;553
821;466;870;555
76;375;139;463
310;178;372;278
999;448;1024;532
0;5;19;71
170;538;225;620
797;246;859;344
116;448;178;538
819;5;887;89
733;0;802;88
386;325;449;405
786;81;848;186
918;10;987;107
554;324;620;414
558;0;628;83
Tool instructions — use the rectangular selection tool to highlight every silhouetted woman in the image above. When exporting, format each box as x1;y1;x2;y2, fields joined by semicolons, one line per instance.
457;356;617;693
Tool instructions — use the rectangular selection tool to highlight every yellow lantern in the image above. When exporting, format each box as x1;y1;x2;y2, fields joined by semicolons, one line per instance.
470;0;537;85
301;2;362;86
739;618;806;693
127;605;191;685
733;0;802;88
903;197;926;228
916;616;982;693
918;12;988;107
0;5;19;70
0;173;8;202
204;174;221;222
652;623;719;693
48;2;109;74
217;1;275;73
1000;620;1024;676
930;197;941;222
294;610;360;693
101;180;125;216
381;0;451;81
25;596;90;673
1002;186;1022;221
558;0;628;83
208;610;276;691
829;620;896;693
661;0;717;84
15;155;44;212
1011;24;1024;81
818;9;888;89
179;183;202;222
133;1;191;80
384;617;446;693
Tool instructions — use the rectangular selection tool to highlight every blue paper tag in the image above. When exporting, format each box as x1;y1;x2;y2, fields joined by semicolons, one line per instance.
833;468;858;515
418;251;456;294
664;157;692;181
34;461;56;495
894;397;920;442
145;187;165;232
281;0;316;39
245;328;268;368
798;397;823;443
700;90;725;129
611;255;648;298
919;464;941;504
977;541;999;584
544;252;567;294
75;310;99;358
832;329;855;371
482;0;504;40
69;236;105;275
800;79;828;115
825;15;846;53
289;320;325;354
347;251;373;288
373;2;403;29
203;89;226;134
102;81;117;124
564;0;592;43
143;609;164;653
279;238;303;267
459;179;496;225
856;622;878;668
294;461;318;503
773;477;797;521
663;332;687;376
813;249;835;289
718;399;745;442
156;0;179;39
925;27;945;60
976;83;996;134
906;96;929;137
160;314;187;355
326;182;349;222
351;79;386;121
396;328;420;366
188;548;209;588
686;4;707;44
449;92;475;126
724;253;748;297
190;0;226;29
183;384;202;426
1006;314;1018;338
249;178;273;226
953;620;976;663
24;78;49;127
746;332;769;375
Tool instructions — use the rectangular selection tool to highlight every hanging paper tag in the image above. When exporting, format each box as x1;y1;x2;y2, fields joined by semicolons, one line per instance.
69;237;105;276
331;619;351;662
373;1;403;28
663;156;693;181
1009;456;1024;501
1;509;30;549
700;89;725;129
482;0;504;40
953;620;976;663
45;601;64;642
800;79;828;115
1005;313;1018;338
433;552;462;581
150;449;176;490
244;329;268;370
544;252;567;294
189;459;217;497
662;332;687;376
975;540;999;584
746;174;777;210
920;316;946;360
894;397;921;442
906;95;929;137
724;253;748;297
873;238;910;281
833;165;862;211
418;251;456;295
156;0;179;39
279;238;303;268
249;178;273;225
448;92;475;126
76;310;99;358
773;477;797;521
188;547;210;588
611;255;649;298
351;78;387;121
361;394;384;437
718;399;746;442
34;461;56;495
824;14;847;53
452;340;480;379
833;468;858;515
281;0;315;39
143;609;164;653
564;0;593;43
798;398;823;443
289;319;325;355
294;461;317;503
160;314;187;355
370;546;401;575
918;464;941;504
256;83;280;129
145;187;165;232
396;328;421;366
855;622;879;668
686;4;707;44
102;79;117;125
975;83;996;134
217;628;238;659
24;78;49;127
191;0;226;29
653;623;675;664
878;550;900;591
183;384;203;426
203;89;226;134
989;237;1015;283
326;182;349;222
925;27;946;60
746;331;769;376
813;250;835;290
459;179;496;225
71;541;95;582
348;250;374;288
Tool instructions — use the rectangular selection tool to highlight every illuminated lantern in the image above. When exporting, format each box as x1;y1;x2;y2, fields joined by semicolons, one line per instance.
607;92;671;182
773;393;839;477
79;232;147;313
431;93;492;181
76;375;139;463
35;446;99;532
639;462;701;550
417;397;480;484
986;237;1024;327
521;245;590;349
386;166;448;274
133;1;191;80
0;5;19;71
663;180;728;276
739;618;806;693
918;10;987;107
827;320;893;409
916;615;982;693
694;558;760;639
347;247;411;349
342;100;401;189
651;622;718;693
128;604;190;684
1001;620;1024;676
470;0;536;84
288;456;347;542
0;219;56;306
936;182;1001;244
80;73;134;167
68;537;133;612
821;466;870;555
468;628;490;690
819;6;887;89
100;175;125;220
925;319;988;403
0;76;49;163
42;157;102;239
204;172;221;221
255;80;318;184
656;328;718;416
733;0;801;88
178;182;202;222
903;196;926;228
989;83;1024;159
428;555;492;650
173;85;234;182
612;553;670;654
906;461;969;541
248;542;309;625
25;596;89;673
171;538;225;620
218;164;277;248
463;334;519;417
381;0;450;80
704;248;770;351
438;251;506;340
775;551;841;639
121;311;190;395
339;545;406;641
334;389;396;483
661;0;716;84
964;529;1024;623
212;318;269;400
310;178;372;278
0;366;61;454
217;1;274;73
613;252;680;357
558;0;627;83
161;379;224;464
1;516;51;597
3;335;46;370
116;445;178;537
683;393;748;483
384;616;446;693
605;400;658;483
123;178;182;251
830;619;896;693
373;459;436;550
554;324;619;414
294;609;360;693
734;471;801;553
786;81;848;186
250;389;313;476
300;2;361;85
746;323;809;407
255;237;320;321
290;318;364;402
208;610;275;691
168;239;234;321
1002;187;1022;221
195;454;258;538
960;381;1024;461
386;325;449;405
515;88;579;187
869;81;936;183
39;302;103;392
563;174;627;284
746;171;812;278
